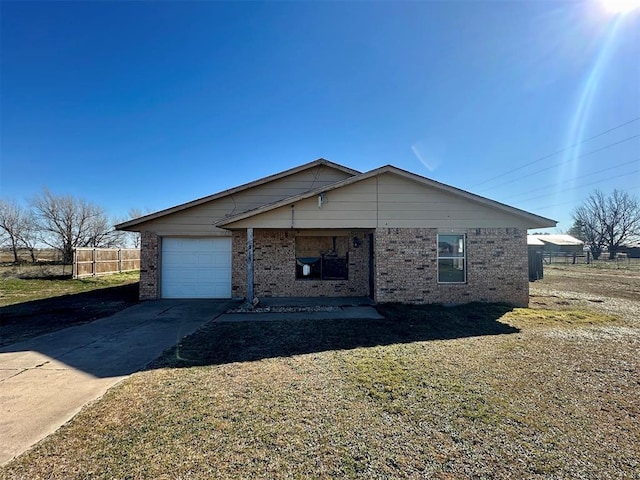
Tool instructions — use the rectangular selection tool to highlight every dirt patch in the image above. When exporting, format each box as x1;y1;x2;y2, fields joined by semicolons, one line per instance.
530;265;640;324
0;283;139;347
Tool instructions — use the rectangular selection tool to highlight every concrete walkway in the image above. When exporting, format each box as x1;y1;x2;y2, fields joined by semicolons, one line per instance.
0;300;232;465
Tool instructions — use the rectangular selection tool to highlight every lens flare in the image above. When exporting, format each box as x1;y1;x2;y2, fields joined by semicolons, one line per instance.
600;0;640;14
556;14;627;210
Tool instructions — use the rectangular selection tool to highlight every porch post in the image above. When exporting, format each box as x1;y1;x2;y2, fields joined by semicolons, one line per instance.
246;227;254;301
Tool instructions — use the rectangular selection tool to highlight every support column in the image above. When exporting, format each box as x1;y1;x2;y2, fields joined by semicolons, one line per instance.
140;231;160;300
246;227;254;301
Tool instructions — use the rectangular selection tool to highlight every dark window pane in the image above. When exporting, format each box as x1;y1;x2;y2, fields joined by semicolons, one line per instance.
322;256;348;279
295;236;349;280
438;259;465;283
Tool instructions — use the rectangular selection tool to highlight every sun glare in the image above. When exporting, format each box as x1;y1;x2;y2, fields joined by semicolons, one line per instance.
600;0;640;14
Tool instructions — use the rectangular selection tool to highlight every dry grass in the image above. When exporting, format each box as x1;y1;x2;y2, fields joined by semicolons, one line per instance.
2;268;639;479
0;262;72;281
0;249;60;264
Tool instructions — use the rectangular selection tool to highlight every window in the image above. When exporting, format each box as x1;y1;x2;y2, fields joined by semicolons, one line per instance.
295;236;349;280
438;234;466;283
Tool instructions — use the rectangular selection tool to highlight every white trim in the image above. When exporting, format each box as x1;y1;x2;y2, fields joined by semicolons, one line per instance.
437;233;467;284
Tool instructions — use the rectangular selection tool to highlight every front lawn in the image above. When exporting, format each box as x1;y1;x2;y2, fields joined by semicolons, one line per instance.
2;302;638;479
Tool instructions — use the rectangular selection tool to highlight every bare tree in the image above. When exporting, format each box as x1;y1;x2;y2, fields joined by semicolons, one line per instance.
85;211;125;248
112;208;151;248
0;199;38;263
0;199;24;263
20;219;39;263
572;189;640;260
30;188;113;264
125;208;148;248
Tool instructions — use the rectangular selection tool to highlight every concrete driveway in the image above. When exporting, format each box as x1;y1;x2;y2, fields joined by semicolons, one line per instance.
0;299;233;465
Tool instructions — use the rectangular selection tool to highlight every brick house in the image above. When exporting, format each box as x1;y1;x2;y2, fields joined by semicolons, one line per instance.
116;159;556;307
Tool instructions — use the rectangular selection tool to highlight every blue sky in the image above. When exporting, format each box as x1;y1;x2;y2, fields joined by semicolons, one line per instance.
1;0;639;231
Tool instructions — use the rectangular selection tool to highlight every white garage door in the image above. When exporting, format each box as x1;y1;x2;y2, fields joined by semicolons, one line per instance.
161;237;232;299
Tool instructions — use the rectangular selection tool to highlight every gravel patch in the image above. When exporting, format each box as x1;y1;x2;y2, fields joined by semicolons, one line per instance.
545;325;640;340
226;305;341;314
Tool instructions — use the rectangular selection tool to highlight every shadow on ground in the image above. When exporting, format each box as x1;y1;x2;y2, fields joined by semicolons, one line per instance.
0;283;139;346
152;302;519;369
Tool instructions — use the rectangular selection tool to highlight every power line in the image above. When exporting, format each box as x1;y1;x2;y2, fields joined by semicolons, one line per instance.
470;117;640;189
518;168;640;203
499;157;640;202
533;185;640;212
476;134;640;194
524;169;640;210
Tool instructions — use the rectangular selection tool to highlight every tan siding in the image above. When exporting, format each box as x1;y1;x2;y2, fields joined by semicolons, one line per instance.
128;165;353;234
225;173;533;229
225;208;294;229
376;173;531;228
225;178;379;229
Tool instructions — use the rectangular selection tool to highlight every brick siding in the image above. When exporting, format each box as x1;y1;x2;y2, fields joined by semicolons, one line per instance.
146;227;528;305
232;230;370;298
139;231;159;300
374;227;528;306
231;230;248;299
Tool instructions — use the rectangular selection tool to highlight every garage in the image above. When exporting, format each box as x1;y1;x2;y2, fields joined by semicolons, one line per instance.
161;237;232;298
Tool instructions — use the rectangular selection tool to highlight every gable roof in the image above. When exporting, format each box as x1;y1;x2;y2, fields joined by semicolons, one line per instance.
116;158;359;230
215;165;557;229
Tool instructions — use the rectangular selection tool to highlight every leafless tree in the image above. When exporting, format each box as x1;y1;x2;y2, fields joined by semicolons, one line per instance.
30;188;114;264
85;212;126;248
20;221;39;263
112;207;151;248
572;189;640;260
125;208;148;248
0;199;38;263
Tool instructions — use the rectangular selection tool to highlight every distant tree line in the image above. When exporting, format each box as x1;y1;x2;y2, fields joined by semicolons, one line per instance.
0;188;142;264
570;189;640;260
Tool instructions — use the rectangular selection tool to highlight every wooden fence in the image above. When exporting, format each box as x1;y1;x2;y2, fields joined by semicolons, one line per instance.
73;248;140;278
